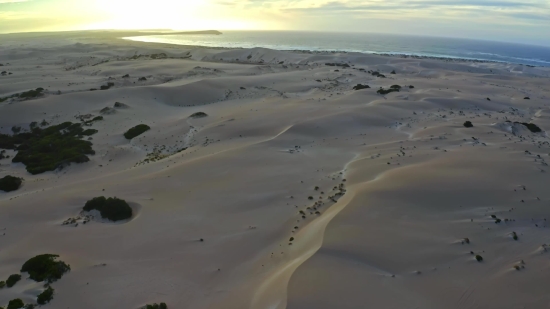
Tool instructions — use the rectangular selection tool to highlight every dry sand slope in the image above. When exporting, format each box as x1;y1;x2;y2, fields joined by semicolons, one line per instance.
1;32;550;309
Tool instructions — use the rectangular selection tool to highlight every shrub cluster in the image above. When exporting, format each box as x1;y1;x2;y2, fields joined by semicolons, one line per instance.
7;299;24;309
189;112;208;118
1;88;44;102
377;85;401;95
37;286;54;305
0;176;23;192
83;196;133;221
124;124;150;139
6;274;21;288
352;84;370;91
21;254;71;283
145;303;168;309
0;122;95;174
463;121;474;128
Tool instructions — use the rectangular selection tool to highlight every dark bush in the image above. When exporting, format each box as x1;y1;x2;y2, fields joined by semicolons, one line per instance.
114;102;128;108
124;124;150;139
352;84;370;90
138;77;147;81
83;196;132;221
377;87;399;95
475;254;483;262
1;122;95;174
190;112;208;118
391;70;396;74
0;280;5;288
122;74;130;78
7;299;24;309
18;88;44;99
145;303;168;309
0;176;23;192
409;85;415;89
516;122;541;133
6;274;21;287
390;85;401;90
37;286;54;305
463;121;473;128
524;97;530;100
81;129;98;136
20;254;71;283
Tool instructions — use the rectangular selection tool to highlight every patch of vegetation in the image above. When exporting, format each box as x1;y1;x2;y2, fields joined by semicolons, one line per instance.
122;74;130;78
20;254;71;283
150;53;167;59
377;86;400;95
84;116;103;126
144;303;167;309
7;299;24;309
512;231;518;240
371;71;386;78
0;176;23;192
6;274;21;288
124;124;150;139
37;286;54;305
1;88;45;102
114;102;128;108
83;196;132;221
0;122;95;174
409;85;415;89
189;112;208;118
138;77;147;81
391;70;396;74
100;82;114;90
352;84;370;90
81;129;98;136
475;254;483;262
0;280;5;288
515;122;541;133
524;97;530;100
463;121;473;128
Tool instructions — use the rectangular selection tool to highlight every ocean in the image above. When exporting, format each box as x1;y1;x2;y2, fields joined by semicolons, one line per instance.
125;31;550;67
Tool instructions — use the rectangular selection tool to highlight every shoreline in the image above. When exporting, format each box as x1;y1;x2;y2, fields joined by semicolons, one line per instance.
122;36;545;68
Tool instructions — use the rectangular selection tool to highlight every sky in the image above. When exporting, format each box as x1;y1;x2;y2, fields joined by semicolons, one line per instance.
0;0;549;46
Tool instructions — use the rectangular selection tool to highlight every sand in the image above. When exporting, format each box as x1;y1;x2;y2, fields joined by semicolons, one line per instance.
1;31;550;309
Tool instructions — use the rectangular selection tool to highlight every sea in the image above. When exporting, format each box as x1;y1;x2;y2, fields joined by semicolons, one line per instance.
125;31;550;67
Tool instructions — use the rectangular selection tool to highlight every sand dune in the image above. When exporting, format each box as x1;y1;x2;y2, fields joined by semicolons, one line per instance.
1;32;550;309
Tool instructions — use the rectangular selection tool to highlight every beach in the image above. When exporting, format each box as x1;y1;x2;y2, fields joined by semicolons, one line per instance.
1;31;550;309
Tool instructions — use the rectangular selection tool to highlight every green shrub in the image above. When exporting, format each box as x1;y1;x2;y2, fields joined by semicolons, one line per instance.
515;122;542;133
463;121;473;128
83;196;132;221
37;286;54;305
20;254;71;283
189;112;208;118
18;88;44;99
377;87;399;95
0;176;23;192
0;122;95;174
81;129;98;136
0;280;5;288
6;274;21;287
475;255;483;262
7;299;24;309
352;84;370;90
145;303;168;309
124;124;150;139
